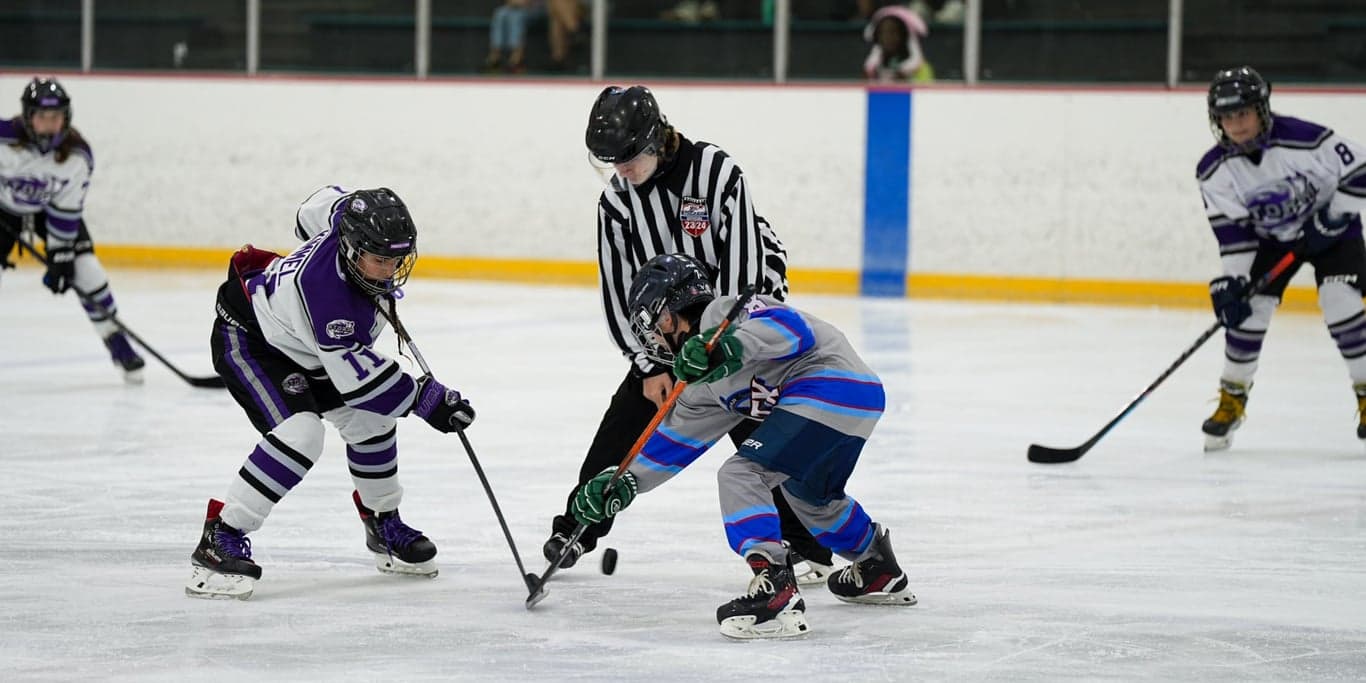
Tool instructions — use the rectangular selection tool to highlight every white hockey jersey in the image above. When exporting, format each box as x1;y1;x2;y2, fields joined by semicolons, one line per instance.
1197;114;1366;276
240;186;418;417
0;118;92;243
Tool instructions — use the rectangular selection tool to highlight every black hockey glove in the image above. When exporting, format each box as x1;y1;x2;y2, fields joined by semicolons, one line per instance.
1208;275;1251;328
411;375;475;433
42;242;75;294
1299;207;1354;256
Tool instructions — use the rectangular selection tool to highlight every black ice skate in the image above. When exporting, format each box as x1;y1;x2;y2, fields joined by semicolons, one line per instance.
1202;380;1249;452
542;531;585;570
1355;384;1366;443
353;490;438;577
186;498;261;600
103;331;145;384
716;552;809;640
827;526;917;606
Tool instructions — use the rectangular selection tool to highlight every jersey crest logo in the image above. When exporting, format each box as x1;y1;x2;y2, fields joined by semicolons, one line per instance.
1245;172;1318;233
326;319;356;339
679;196;710;237
721;376;778;418
281;372;309;395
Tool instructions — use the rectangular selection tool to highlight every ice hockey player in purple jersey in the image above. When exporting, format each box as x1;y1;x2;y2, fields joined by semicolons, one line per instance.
0;78;144;381
185;186;475;600
1197;66;1366;451
570;254;916;639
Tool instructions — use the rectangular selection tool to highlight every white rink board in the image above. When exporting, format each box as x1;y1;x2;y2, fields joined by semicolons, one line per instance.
1;74;1365;284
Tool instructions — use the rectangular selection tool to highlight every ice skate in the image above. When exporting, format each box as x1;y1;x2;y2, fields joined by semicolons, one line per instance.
786;545;835;587
716;551;809;640
353;491;437;577
1202;380;1249;451
542;531;585;570
103;331;145;384
186;498;260;600
827;526;917;606
1355;383;1366;445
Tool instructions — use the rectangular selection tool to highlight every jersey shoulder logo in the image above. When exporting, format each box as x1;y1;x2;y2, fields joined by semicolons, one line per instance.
679;196;710;237
325;319;356;339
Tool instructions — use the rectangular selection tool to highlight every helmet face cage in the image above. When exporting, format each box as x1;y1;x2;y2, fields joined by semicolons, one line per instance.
626;254;716;365
20;78;71;150
585;85;667;165
336;189;418;296
1207;67;1272;152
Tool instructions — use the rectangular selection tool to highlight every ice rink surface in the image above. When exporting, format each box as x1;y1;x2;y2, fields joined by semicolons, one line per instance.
2;269;1364;681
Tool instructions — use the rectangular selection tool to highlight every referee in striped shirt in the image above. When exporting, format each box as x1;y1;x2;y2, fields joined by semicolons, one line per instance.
542;85;835;582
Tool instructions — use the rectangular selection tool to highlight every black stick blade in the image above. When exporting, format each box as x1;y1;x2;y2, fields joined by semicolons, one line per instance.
188;375;227;389
525;575;549;609
1027;443;1085;464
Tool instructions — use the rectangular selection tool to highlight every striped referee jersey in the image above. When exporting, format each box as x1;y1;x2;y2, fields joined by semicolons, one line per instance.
597;134;788;375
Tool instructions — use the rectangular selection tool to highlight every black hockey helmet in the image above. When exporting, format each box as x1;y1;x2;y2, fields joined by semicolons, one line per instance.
1207;66;1272;151
336;188;417;296
585;85;668;164
626;253;716;364
20;77;72;150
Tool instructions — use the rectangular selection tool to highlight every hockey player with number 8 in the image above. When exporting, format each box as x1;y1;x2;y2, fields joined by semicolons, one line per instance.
571;254;916;639
185;186;475;599
1198;66;1366;451
0;78;145;381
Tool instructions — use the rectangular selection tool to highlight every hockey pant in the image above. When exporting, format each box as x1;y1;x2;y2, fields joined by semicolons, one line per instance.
553;370;832;563
1221;237;1366;385
210;319;403;533
0;209;125;337
718;408;882;566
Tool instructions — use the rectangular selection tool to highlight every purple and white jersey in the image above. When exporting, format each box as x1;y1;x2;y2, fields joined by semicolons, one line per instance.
627;295;886;494
1198;114;1366;276
245;185;419;418
0;118;93;244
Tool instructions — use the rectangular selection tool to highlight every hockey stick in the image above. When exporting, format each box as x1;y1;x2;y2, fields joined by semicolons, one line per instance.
3;225;225;389
376;297;537;594
526;285;759;609
1026;250;1298;464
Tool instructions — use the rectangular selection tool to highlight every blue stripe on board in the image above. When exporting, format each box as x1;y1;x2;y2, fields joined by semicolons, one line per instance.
862;90;911;297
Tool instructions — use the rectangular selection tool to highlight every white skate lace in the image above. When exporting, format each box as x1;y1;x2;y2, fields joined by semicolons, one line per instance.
834;563;865;589
745;571;775;598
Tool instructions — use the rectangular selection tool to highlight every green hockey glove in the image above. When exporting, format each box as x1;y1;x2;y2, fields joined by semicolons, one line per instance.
673;326;743;383
572;467;638;526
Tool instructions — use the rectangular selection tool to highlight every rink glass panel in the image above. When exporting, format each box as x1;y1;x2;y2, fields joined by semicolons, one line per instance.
0;0;81;69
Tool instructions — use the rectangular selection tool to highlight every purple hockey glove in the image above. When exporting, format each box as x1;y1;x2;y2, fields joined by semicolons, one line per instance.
411;376;475;433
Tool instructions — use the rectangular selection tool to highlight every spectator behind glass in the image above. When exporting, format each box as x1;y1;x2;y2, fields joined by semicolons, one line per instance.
862;4;934;83
547;0;587;72
483;0;534;74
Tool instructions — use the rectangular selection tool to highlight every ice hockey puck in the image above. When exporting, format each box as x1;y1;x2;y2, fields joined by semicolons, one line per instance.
601;547;618;575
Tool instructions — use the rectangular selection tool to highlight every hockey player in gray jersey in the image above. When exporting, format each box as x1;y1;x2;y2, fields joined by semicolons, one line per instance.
571;254;916;639
1198;66;1366;450
186;186;475;600
0;78;144;381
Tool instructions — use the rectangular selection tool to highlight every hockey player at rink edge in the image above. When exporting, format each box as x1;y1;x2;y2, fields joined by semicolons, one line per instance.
1198;65;1366;451
0;77;146;381
186;186;476;600
571;254;916;640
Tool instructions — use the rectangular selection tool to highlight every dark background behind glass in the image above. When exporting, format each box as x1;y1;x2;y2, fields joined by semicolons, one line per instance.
1;0;1363;84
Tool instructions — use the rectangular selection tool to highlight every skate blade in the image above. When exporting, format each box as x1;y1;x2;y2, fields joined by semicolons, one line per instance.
719;610;810;640
1203;434;1233;452
185;565;254;600
833;588;918;606
122;368;145;385
374;553;438;578
792;560;835;587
